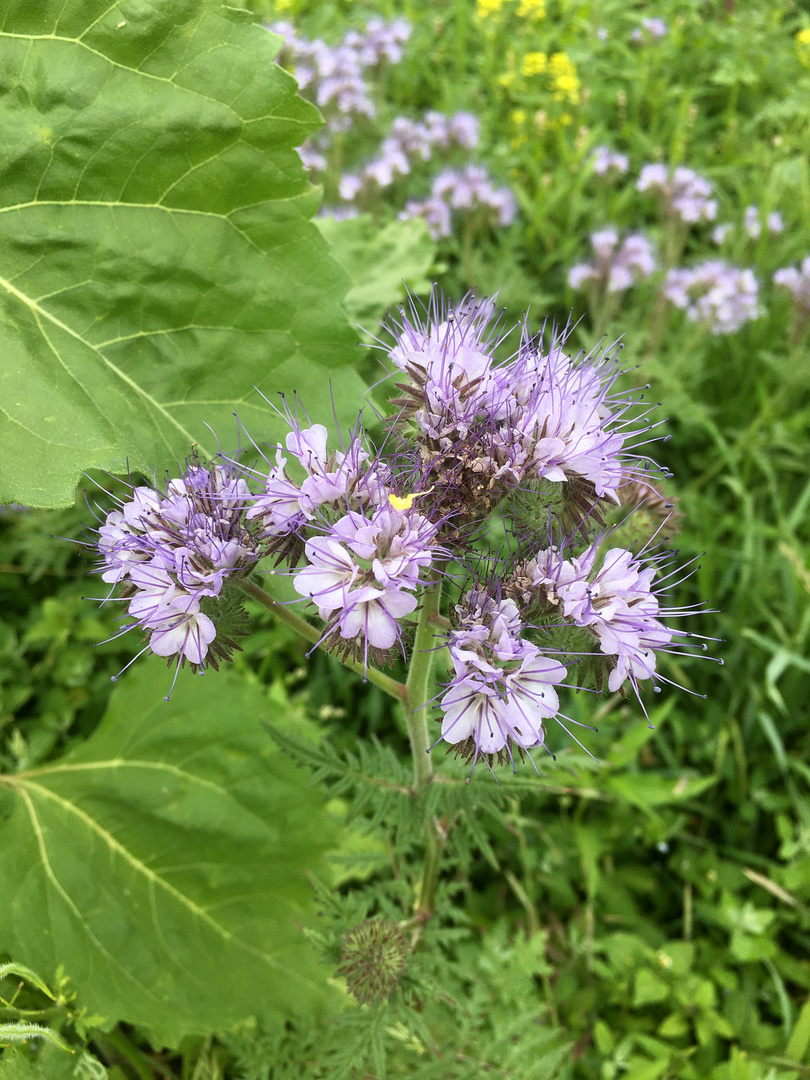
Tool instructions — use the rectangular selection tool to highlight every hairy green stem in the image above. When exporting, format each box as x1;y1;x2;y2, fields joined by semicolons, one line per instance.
236;576;406;702
403;579;447;923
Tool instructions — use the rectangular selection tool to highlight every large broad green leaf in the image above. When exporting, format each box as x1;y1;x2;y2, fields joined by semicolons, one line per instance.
0;1045;76;1080
0;0;365;508
0;660;338;1045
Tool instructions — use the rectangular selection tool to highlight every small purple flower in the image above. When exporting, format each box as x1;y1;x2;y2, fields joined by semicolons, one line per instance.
567;228;656;293
293;504;438;659
439;654;566;767
527;543;701;698
246;417;390;550
712;223;733;245
744;205;785;239
429;165;517;226
744;205;761;239
94;460;261;683
343;17;411;67
638;164;717;224
631;17;667;42
664;261;759;334
399;196;453;239
590;145;629;177
774;256;810;309
447;112;480;150
437;589;568;772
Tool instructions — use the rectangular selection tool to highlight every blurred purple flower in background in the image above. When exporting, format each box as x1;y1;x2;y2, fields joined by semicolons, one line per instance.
711;223;733;246
664;261;759;334
631;18;668;42
590;145;630;177
744;205;785;239
400;165;516;238
774;257;810;309
568;228;656;293
638;164;717;224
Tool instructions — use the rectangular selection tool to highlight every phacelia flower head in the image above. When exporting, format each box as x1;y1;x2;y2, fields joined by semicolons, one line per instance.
744;205;784;239
631;17;667;41
590;146;630;177
774;256;810;310
245;403;390;562
94;459;260;688
522;540;714;702
664;261;760;334
293;502;439;666
385;287;661;530
437;587;568;775
567;228;656;293
637;164;717;225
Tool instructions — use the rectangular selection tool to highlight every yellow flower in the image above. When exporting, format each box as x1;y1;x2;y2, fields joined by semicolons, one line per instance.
549;51;581;103
521;51;548;76
511;108;527;125
476;0;507;18
517;0;545;18
797;27;810;66
498;70;517;88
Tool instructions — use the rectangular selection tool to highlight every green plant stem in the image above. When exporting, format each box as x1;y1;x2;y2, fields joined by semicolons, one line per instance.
236;576;406;703
402;578;447;923
94;1026;173;1080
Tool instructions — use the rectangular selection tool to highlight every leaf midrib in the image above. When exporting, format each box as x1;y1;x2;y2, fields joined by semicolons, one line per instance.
10;774;316;989
0;273;211;458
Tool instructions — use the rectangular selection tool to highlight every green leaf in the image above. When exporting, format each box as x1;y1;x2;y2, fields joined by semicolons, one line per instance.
786;998;810;1062
605;771;717;809
0;964;55;1001
0;660;338;1044
0;1044;76;1080
0;0;365;508
315;215;435;341
633;969;670;1007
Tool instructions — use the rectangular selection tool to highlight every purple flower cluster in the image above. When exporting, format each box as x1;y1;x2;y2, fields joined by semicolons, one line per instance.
245;419;388;545
97;463;258;675
567;228;656;293
637;164;717;224
590;145;629;177
400;165;516;238
439;590;567;769
631;17;668;41
243;408;439;666
744;205;785;240
386;290;654;511
664;261;760;334
774;256;810;309
273;17;514;242
338;112;480;200
270;17;410;135
294;503;438;658
526;545;676;695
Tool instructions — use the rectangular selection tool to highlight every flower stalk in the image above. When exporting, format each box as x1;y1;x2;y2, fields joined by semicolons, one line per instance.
237;576;407;703
402;576;446;923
